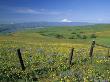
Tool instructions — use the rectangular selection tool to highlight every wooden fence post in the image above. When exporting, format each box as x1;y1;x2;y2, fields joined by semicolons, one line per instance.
89;40;95;63
89;40;95;58
69;48;74;66
17;49;25;70
107;48;110;57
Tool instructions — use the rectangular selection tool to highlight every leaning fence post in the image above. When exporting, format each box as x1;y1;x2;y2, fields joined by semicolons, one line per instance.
17;49;25;70
89;40;95;63
69;48;74;66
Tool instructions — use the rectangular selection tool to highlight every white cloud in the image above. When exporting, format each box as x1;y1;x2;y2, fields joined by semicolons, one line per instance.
97;18;103;21
16;8;43;14
15;8;61;15
61;19;72;22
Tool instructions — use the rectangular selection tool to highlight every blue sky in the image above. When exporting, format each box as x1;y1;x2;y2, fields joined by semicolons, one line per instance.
0;0;110;23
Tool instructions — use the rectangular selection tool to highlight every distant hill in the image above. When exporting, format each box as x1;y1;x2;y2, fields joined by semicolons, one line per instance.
0;22;93;34
16;22;92;27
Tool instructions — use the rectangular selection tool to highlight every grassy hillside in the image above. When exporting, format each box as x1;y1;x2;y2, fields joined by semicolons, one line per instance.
22;24;110;45
0;24;110;82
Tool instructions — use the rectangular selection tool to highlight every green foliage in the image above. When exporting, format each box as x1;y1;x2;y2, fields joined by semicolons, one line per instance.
68;35;77;39
76;34;82;38
71;32;77;34
76;34;87;39
82;35;87;39
90;34;97;38
55;34;64;39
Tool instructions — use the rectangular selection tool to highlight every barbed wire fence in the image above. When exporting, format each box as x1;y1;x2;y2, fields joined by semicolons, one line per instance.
0;40;110;70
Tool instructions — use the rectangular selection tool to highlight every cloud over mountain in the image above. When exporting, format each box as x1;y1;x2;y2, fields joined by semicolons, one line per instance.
61;19;72;22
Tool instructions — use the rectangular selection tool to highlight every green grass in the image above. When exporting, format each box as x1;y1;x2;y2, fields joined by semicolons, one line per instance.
0;24;110;82
22;24;110;45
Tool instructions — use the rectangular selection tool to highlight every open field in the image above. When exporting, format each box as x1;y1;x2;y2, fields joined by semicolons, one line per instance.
0;24;110;82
